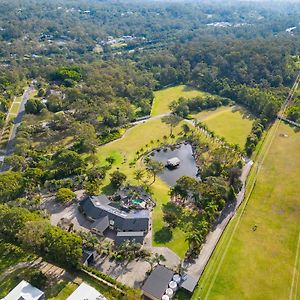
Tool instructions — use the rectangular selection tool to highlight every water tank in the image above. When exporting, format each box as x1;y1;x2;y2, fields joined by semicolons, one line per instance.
173;274;181;284
169;281;178;291
165;288;174;298
162;295;170;300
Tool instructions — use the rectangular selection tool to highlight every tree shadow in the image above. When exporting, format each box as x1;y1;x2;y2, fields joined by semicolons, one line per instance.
101;182;117;195
154;227;173;243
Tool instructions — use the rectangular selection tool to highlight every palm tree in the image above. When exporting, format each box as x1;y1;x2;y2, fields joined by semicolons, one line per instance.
134;169;145;184
153;253;166;265
185;231;203;254
146;253;166;272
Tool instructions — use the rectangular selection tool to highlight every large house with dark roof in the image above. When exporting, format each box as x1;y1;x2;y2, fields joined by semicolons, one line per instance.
79;195;150;244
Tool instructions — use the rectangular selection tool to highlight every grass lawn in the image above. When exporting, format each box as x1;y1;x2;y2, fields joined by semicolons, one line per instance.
0;242;35;273
96;118;190;257
194;105;254;148
193;122;300;300
49;282;78;300
151;85;209;116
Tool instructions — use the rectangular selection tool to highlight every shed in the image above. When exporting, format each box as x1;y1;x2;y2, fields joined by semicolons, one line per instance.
179;274;198;293
81;250;96;267
166;157;180;168
67;282;106;300
142;265;174;300
3;280;44;300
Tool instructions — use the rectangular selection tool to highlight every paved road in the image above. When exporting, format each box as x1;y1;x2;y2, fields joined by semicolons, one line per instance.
185;159;253;281
5;84;34;156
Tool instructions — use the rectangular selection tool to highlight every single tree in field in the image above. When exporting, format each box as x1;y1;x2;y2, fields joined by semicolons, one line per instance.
110;170;127;187
145;159;164;184
161;115;182;136
181;123;190;136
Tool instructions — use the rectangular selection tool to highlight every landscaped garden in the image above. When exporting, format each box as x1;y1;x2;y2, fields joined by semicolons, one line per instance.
95;118;192;257
194;122;300;299
95;105;243;259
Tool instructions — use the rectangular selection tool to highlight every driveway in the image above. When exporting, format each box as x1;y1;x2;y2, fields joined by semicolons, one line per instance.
42;197;92;232
185;160;253;281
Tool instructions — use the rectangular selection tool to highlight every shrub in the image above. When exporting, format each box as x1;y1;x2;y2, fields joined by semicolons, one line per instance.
56;188;76;203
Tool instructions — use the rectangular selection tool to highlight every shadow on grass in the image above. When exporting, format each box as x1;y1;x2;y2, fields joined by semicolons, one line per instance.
101;182;118;195
154;227;173;244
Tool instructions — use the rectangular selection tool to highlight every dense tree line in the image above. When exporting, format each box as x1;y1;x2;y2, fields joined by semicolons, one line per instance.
0;204;82;268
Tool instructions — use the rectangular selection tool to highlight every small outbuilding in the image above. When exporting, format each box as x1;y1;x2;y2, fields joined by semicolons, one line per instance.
3;280;44;300
142;265;174;300
67;282;106;300
179;274;198;293
166;157;180;168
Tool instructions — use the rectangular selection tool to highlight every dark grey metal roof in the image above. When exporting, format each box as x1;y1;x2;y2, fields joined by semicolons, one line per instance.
80;197;149;232
180;274;198;293
92;216;109;233
142;265;174;299
116;231;144;237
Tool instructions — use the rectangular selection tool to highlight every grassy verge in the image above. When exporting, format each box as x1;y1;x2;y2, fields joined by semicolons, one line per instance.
193;122;300;299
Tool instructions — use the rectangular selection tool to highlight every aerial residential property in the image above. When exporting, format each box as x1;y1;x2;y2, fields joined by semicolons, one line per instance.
0;1;299;299
80;193;150;244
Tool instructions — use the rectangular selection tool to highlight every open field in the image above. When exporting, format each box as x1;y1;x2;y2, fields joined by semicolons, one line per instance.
96;118;190;257
193;122;300;300
151;85;209;116
194;106;254;148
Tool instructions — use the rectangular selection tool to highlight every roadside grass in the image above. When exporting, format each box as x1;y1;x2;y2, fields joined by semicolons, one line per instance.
193;123;300;300
10;102;21;115
151;85;209;116
96;118;190;257
48;281;78;300
194;105;254;148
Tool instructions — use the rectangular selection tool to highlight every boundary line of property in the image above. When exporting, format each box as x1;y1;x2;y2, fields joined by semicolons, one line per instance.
290;231;300;300
197;72;300;300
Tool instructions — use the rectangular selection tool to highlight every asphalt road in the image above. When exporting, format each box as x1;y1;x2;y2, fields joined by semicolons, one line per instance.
5;84;34;156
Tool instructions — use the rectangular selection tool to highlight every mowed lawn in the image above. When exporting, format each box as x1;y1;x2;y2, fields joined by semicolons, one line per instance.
151;85;209;116
194;106;254;148
96;118;189;257
194;123;300;300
